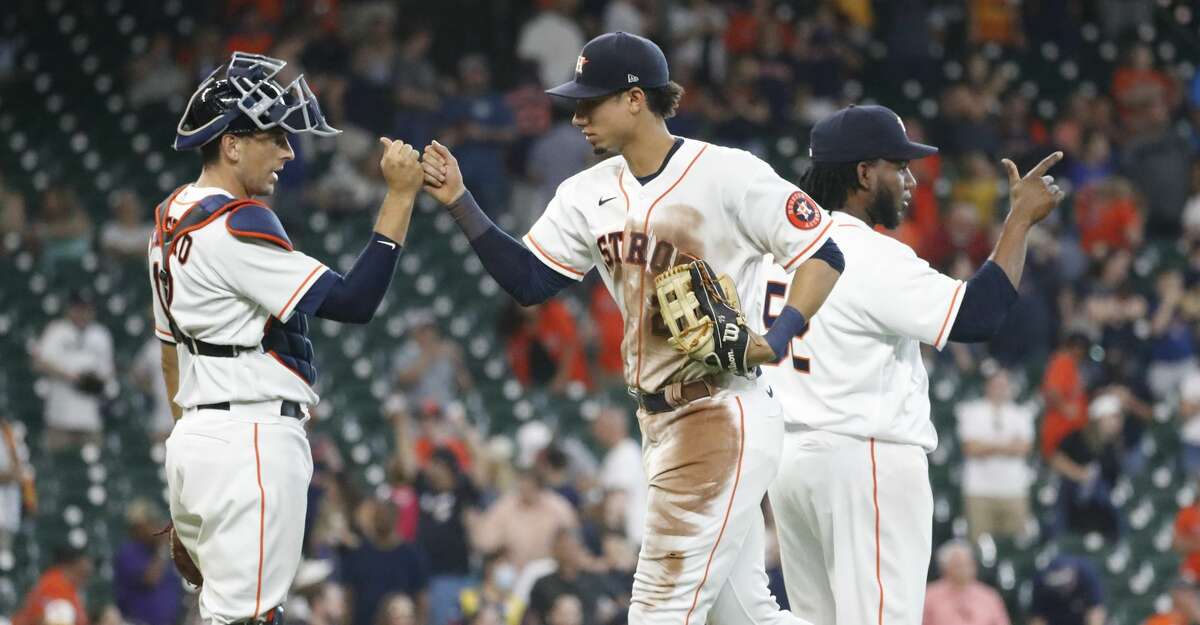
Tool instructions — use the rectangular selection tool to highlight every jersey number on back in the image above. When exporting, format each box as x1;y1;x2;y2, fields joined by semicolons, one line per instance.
763;281;811;373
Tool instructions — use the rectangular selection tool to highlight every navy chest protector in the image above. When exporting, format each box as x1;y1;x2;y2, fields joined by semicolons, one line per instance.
153;187;318;385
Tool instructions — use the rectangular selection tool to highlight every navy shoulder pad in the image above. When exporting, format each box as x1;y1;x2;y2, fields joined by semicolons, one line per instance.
225;203;293;251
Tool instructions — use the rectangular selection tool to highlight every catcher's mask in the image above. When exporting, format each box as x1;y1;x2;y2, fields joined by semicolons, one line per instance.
174;51;340;151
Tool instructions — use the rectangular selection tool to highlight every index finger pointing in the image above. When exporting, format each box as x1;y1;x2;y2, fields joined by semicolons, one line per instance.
1027;151;1064;179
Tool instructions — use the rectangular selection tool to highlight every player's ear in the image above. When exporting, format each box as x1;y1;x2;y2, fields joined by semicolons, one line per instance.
856;160;874;190
627;88;644;115
221;134;241;164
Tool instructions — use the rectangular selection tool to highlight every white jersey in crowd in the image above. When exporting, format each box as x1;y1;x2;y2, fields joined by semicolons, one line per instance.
761;210;965;451
525;137;834;393
35;318;114;433
147;184;328;409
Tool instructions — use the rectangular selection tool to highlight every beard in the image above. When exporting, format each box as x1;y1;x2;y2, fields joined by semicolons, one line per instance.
866;184;902;229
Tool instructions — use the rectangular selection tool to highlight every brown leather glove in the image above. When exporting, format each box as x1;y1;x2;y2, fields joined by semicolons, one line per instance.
158;522;203;587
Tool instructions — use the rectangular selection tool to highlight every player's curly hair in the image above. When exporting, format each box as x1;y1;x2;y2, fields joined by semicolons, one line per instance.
642;81;685;119
797;160;871;212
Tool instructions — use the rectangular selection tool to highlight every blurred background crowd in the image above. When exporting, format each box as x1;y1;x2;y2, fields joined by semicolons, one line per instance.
0;0;1199;624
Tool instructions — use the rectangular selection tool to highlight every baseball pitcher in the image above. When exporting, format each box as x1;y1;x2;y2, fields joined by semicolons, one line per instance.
761;104;1065;624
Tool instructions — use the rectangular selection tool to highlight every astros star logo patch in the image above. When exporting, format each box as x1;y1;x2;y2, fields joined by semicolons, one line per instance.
575;55;588;76
785;190;821;230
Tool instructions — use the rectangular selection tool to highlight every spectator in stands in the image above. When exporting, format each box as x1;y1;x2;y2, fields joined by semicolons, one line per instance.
1040;332;1091;460
1030;554;1105;625
526;529;614;625
525;105;593;229
923;539;1010;625
1171;491;1200;624
459;550;524;625
30;291;114;451
950;152;1002;225
472;469;577;573
313;133;390;216
535;444;581;509
591;407;645;544
113;499;181;625
340;498;430;625
543;594;583;625
440;54;517;216
1142;611;1186;625
516;0;585;89
1066;131;1116;190
500;301;591;393
391;311;474;409
597;530;636;617
1111;43;1178;128
125;33;188;109
130;335;176;442
956;367;1034;541
1049;395;1124;539
0;415;32;552
292;580;349;625
98;189;153;261
1072;177;1143;258
392;24;442;150
32;188;92;273
374;593;418;625
1181;372;1200;477
586;283;625;388
12;546;92;625
925;202;992;270
0;188;30;255
1148;269;1196;399
417;447;481;625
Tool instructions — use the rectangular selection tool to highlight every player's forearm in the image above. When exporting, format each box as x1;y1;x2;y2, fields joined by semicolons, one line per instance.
301;234;401;324
784;256;842;321
159;343;182;420
987;217;1033;289
445;192;573;306
373;188;417;245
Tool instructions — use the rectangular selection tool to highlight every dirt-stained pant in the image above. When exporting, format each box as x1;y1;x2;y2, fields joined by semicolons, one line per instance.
630;381;812;625
165;402;313;625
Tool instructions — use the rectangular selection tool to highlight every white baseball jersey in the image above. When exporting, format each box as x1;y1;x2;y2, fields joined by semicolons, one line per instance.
147;184;328;408
761;211;965;451
524;138;834;393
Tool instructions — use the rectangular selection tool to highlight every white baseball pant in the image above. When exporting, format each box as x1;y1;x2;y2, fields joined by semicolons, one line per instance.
165;402;313;624
630;383;812;625
769;428;933;625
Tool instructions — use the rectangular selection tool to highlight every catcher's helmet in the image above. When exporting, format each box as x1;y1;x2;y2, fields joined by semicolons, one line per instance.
174;51;340;151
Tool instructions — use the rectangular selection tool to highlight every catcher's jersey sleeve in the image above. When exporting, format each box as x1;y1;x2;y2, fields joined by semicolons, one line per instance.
209;237;327;323
524;177;594;281
724;149;834;272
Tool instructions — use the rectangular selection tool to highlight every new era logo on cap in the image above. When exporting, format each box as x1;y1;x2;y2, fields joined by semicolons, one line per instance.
627;73;639;83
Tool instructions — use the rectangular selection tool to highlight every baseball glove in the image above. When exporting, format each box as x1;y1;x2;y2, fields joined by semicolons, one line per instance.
158;522;203;587
654;260;754;376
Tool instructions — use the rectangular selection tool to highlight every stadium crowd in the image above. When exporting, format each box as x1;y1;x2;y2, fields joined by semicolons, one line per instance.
2;0;1200;624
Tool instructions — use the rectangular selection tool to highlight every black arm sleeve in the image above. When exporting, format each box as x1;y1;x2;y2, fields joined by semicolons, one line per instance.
948;260;1019;342
446;191;573;306
296;233;400;323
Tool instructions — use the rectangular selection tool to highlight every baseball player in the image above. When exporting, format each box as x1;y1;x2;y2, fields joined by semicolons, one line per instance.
149;52;423;624
421;32;843;625
761;104;1065;625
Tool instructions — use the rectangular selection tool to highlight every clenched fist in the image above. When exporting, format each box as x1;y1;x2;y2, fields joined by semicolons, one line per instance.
379;137;423;196
421;141;466;205
1002;151;1066;228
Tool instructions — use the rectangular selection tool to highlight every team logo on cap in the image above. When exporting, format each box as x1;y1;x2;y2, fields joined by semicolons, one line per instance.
575;55;588;76
785;191;822;230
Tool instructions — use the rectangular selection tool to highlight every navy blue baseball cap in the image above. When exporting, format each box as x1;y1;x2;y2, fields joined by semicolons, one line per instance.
546;32;670;100
809;105;938;163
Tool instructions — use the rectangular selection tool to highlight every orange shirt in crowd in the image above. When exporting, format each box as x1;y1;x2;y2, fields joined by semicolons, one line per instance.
508;300;591;389
1143;612;1186;625
1074;186;1141;255
13;567;88;625
1175;504;1200;582
1040;349;1088;459
590;284;624;377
